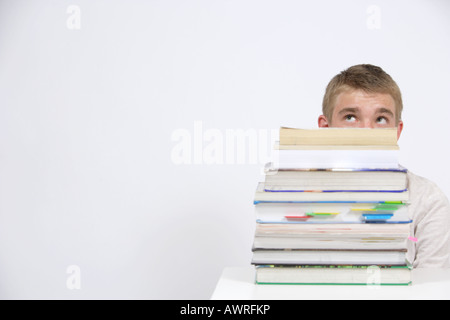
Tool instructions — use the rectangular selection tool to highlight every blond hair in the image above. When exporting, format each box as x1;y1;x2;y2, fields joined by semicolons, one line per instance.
322;64;403;124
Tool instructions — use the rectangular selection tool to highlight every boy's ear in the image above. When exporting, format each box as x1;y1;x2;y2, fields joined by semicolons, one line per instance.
318;115;330;128
397;120;404;140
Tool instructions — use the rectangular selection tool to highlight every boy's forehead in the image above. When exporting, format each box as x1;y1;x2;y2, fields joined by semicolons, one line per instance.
333;89;396;113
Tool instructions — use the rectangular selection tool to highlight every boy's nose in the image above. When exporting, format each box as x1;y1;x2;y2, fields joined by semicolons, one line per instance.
361;119;375;128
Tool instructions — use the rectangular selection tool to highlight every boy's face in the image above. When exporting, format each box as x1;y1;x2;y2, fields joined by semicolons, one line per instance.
318;89;403;140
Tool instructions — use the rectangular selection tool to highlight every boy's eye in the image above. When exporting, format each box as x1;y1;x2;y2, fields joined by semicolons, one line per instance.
376;116;387;124
345;115;356;122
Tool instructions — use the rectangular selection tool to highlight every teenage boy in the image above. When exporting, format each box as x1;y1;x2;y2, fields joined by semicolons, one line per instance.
318;64;450;268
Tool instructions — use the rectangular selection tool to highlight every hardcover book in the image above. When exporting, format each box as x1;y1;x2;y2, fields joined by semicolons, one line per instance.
255;264;412;285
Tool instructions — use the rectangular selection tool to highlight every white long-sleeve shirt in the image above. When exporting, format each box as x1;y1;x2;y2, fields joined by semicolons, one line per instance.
406;171;450;268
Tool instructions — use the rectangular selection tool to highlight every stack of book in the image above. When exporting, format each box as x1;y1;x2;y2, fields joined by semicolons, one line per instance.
251;127;413;285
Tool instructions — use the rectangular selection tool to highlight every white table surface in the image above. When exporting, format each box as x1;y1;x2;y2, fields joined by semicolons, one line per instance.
211;266;450;300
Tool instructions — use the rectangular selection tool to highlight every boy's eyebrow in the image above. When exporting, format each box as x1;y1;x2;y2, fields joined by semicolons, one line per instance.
337;107;395;117
337;107;360;115
376;107;395;116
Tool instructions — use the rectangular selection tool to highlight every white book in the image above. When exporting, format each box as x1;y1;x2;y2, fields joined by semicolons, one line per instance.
255;265;412;285
254;221;412;236
254;182;410;203
251;249;407;266
272;142;400;169
254;202;411;224
252;236;408;250
264;164;407;192
252;222;411;250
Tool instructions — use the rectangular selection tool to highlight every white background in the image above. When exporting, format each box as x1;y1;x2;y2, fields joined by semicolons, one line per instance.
0;0;449;299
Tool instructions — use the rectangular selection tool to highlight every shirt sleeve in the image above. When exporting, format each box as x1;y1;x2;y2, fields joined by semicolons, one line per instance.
412;179;450;268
